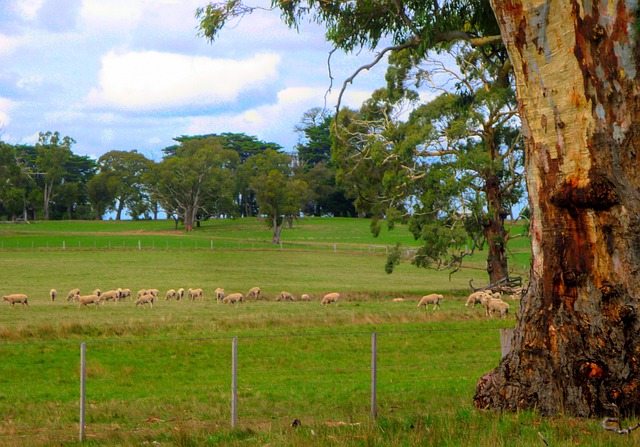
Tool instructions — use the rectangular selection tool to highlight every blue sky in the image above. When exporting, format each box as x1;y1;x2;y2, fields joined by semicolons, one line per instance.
0;0;388;160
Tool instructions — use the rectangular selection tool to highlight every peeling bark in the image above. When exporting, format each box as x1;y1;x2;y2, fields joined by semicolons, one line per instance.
477;0;640;416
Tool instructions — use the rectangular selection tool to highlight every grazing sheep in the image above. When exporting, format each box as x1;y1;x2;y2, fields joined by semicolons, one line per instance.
2;294;29;306
66;288;80;301
77;295;101;308
215;288;225;303
188;288;203;300
321;292;340;305
177;288;185;300
417;293;444;310
92;288;102;297
134;294;155;307
50;289;57;302
300;293;311;301
148;289;159;297
136;289;147;299
247;287;262;300
488;299;510;318
392;298;405;302
277;291;295;301
165;289;177;300
480;294;508;317
100;290;119;302
223;293;244;304
120;288;132;300
465;291;490;308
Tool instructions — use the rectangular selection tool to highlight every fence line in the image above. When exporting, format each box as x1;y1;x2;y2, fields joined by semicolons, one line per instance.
0;327;513;443
0;237;400;255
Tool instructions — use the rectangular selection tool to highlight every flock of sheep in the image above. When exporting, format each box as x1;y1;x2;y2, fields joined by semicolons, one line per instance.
407;288;521;318
2;287;520;317
1;287;342;308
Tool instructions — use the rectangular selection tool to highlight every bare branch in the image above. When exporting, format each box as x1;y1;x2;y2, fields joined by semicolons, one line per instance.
433;31;503;48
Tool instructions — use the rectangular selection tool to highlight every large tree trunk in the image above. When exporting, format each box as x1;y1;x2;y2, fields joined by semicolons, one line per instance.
484;172;509;284
475;0;640;417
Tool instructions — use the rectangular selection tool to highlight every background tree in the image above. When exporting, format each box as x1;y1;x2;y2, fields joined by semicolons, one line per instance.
87;172;118;220
295;107;356;217
246;149;310;243
35;131;75;220
165;133;281;217
96;150;152;220
150;136;239;231
335;48;525;282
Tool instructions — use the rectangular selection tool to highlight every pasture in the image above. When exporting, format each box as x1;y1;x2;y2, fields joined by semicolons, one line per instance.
0;218;635;446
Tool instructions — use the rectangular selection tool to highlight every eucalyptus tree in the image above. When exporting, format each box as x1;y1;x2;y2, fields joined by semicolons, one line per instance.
149;136;239;231
295;107;356;217
245;149;310;243
333;48;525;282
197;0;640;418
35;131;75;220
96;150;153;220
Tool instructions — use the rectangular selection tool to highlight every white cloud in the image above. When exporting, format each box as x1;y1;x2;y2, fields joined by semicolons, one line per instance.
0;98;16;126
185;85;374;149
15;0;44;20
0;34;22;55
85;50;281;111
80;0;197;32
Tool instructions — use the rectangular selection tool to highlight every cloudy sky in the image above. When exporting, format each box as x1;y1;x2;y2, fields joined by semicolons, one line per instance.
0;0;388;160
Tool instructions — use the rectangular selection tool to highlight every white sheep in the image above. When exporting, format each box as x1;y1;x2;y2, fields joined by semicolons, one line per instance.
215;288;225;303
120;288;132;300
2;294;29;306
148;289;159;297
277;291;295;301
247;287;261;300
392;298;405;302
134;294;155;307
92;288;102;297
98;290;119;302
66;288;80;301
480;294;508;317
177;288;185;300
136;289;147;299
321;292;340;305
465;291;490;308
222;292;244;304
300;293;311;301
50;288;57;302
488;299;510;318
165;289;177;300
76;295;101;308
188;288;204;300
417;293;444;310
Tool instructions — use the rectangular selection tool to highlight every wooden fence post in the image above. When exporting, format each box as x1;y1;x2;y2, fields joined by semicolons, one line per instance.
231;337;238;429
79;343;86;443
371;332;377;419
500;328;514;358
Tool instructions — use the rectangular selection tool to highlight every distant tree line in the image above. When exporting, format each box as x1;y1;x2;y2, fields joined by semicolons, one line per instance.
0;125;355;241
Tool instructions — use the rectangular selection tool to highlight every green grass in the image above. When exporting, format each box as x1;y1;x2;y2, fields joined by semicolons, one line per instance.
0;219;633;446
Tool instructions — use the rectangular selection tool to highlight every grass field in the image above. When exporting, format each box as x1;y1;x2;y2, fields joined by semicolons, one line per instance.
0;218;636;446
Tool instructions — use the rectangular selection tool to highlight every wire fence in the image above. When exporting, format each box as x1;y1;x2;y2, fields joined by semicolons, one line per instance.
0;236;396;255
0;328;513;445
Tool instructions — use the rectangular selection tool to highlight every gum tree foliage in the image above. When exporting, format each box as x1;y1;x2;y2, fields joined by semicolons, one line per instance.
333;48;525;282
295;107;356;217
199;0;640;418
149;136;239;231
165;133;282;217
95;150;154;220
244;149;310;243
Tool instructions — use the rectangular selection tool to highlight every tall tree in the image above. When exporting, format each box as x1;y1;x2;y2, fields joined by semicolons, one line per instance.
150;136;239;231
96;150;152;220
198;0;640;417
246;149;310;243
334;49;525;282
295;107;357;217
35;131;75;220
